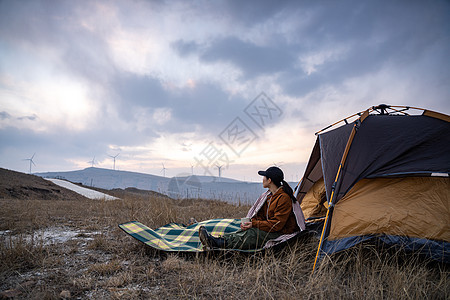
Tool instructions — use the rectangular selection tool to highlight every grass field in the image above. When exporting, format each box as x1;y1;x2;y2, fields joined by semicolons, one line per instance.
0;190;448;299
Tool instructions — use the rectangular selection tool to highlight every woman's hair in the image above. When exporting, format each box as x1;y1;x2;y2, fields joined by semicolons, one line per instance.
273;179;297;203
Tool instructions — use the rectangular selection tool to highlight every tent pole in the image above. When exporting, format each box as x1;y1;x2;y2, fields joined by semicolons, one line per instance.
312;183;336;271
312;109;370;273
315;108;375;135
312;160;343;272
315;105;431;136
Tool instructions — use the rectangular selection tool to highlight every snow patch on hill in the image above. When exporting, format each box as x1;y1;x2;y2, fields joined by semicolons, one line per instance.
46;179;119;200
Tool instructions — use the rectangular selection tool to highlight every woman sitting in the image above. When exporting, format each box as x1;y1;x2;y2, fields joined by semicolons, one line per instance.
199;166;305;250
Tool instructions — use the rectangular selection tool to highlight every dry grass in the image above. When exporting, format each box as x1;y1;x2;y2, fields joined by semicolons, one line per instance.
0;192;448;299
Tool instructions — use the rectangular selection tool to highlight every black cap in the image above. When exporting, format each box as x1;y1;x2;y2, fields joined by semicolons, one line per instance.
258;166;284;183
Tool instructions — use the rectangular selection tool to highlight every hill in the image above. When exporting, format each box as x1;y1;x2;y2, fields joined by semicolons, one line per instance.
35;167;278;204
0;168;88;201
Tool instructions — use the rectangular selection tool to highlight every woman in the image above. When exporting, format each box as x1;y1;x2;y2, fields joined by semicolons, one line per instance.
199;166;305;250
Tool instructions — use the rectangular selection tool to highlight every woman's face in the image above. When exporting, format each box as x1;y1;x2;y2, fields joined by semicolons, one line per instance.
262;176;270;188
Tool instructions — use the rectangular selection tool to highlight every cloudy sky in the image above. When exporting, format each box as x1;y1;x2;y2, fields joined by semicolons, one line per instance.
0;0;449;182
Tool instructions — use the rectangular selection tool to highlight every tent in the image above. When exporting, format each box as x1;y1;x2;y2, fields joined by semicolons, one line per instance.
295;105;450;270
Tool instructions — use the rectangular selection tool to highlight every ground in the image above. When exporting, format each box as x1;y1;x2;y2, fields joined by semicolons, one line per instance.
0;168;448;299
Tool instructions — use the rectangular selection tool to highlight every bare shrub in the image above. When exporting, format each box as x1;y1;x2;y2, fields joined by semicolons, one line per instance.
0;236;47;275
88;260;122;276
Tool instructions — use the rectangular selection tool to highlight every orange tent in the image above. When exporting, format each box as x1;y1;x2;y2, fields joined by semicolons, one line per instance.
295;105;450;269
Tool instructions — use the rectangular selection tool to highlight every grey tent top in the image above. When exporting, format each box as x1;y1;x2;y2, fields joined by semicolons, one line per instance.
297;111;450;205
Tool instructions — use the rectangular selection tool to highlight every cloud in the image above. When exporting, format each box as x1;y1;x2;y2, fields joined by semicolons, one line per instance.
17;114;38;121
219;0;300;26
171;40;201;57
152;107;172;126
0;0;449;179
112;73;168;113
0;111;11;120
110;71;248;134
200;36;294;78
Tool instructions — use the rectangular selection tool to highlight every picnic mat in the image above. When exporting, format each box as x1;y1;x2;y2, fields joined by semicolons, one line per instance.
119;218;244;252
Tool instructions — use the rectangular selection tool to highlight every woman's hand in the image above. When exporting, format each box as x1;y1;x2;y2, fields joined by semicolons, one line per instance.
240;221;252;231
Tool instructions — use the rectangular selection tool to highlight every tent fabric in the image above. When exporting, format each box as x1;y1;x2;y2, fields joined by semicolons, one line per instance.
296;109;450;264
300;178;327;220
298;114;450;206
322;235;450;263
300;177;450;263
296;139;324;204
329;177;450;242
330;115;450;203
319;123;354;202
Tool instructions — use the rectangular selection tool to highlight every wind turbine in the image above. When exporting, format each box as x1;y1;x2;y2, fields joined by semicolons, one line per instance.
190;164;194;175
216;165;223;181
161;163;167;177
24;153;36;174
87;155;97;168
108;153;120;170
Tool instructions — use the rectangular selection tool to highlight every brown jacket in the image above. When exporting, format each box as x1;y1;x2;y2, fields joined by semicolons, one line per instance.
251;188;299;234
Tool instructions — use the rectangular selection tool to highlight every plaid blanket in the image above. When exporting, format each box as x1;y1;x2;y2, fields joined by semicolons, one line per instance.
120;192;307;252
119;218;243;252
